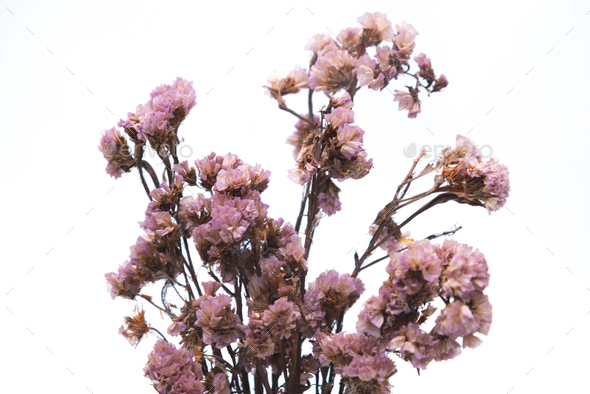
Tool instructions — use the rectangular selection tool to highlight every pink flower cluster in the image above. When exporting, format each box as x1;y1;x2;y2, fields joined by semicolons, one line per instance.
195;282;243;348
143;340;205;394
440;135;511;213
354;239;492;370
314;332;396;394
118;77;196;147
98;127;135;178
288;92;373;216
304;270;365;331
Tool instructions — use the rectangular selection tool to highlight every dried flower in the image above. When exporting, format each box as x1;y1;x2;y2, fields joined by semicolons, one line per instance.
98;128;135;179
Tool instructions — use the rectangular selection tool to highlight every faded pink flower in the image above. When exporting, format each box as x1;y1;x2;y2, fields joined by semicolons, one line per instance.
98;128;135;179
309;49;358;94
357;12;394;46
262;297;300;339
306;34;338;54
393;21;419;60
393;88;420;118
144;340;205;394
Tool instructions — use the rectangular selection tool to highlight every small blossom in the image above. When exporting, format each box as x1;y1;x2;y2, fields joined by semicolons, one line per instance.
98;128;135;179
433;74;449;92
337;27;362;54
306;34;338;54
119;309;150;346
262;297;300;339
393;21;419;60
393;87;420;118
310;49;358;94
144;340;205;394
105;260;143;300
414;53;435;85
357;12;394;46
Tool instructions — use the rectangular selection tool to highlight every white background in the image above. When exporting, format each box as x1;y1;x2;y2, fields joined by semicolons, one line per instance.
1;0;589;393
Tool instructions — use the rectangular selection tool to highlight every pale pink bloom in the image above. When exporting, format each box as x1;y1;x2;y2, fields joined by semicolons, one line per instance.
337;27;362;53
433;74;449;92
394;88;420;118
328;92;354;110
167;321;187;337
434;300;480;339
393;21;419;60
462;333;483;349
309;49;358;94
389;323;435;369
317;191;342;216
470;292;493;335
471;158;510;213
369;73;386;91
245;312;275;357
266;66;309;97
98;128;135;179
432;336;461;361
357;12;394;45
325;107;355;129
287;165;317;185
441;243;489;300
355;53;376;87
213;373;230;394
262;297;300;339
336;124;365;160
306;33;338;54
375;45;404;80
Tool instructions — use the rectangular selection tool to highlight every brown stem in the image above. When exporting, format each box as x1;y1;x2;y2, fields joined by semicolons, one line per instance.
139;294;175;318
135;144;152;199
279;104;316;126
308;88;314;122
141;160;160;188
182;237;203;297
295;181;311;233
256;360;273;394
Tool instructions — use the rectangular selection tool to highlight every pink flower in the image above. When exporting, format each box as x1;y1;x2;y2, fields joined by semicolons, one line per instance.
118;77;196;147
433;74;449;92
196;293;243;348
434;300;480;339
144;340;205;394
357;12;394;46
470;158;510;213
105;260;143;300
325;107;355;129
245;312;275;357
414;53;435;84
336;124;365;160
98;128;135;179
266;66;309;100
441;242;489;300
287;115;319;158
355;53;376;87
337;27;362;53
306;34;338;54
262;297;300;339
304;270;365;329
393;21;419;60
167;321;187;337
328;92;354;110
393;88;420;118
389;323;435;369
309;49;358;94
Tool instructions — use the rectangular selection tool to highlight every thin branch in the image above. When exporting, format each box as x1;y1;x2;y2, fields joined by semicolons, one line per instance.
139;294;175;318
149;327;169;342
279;104;316;126
141;160;160;188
